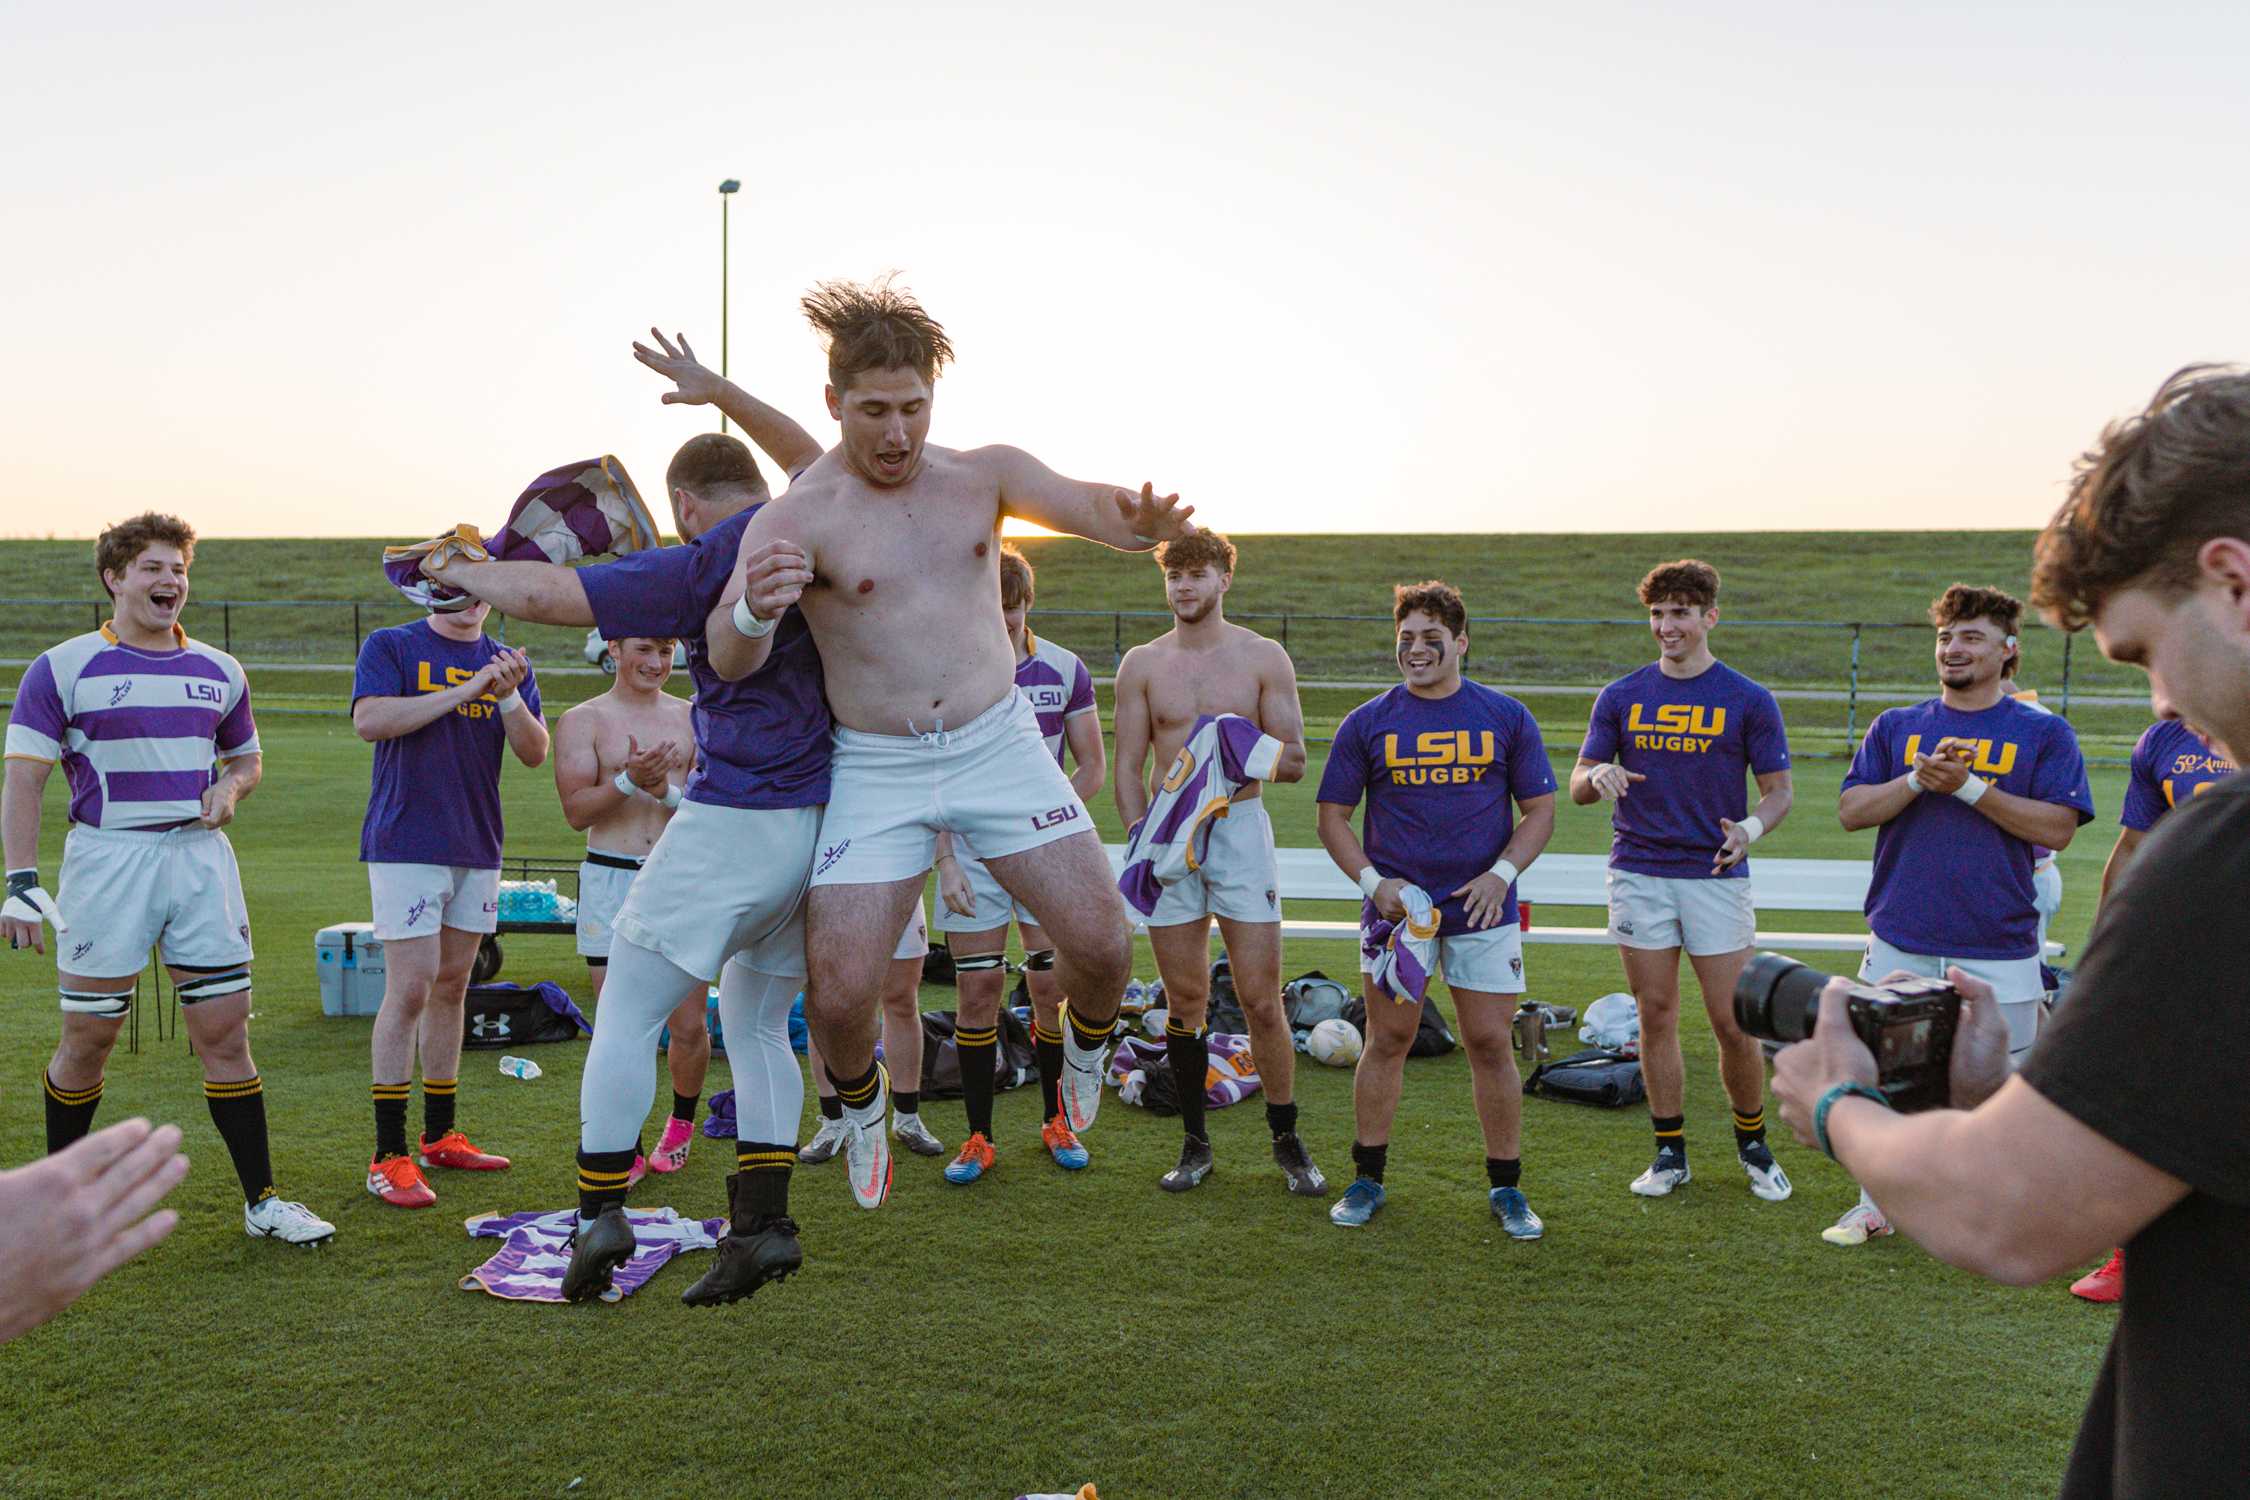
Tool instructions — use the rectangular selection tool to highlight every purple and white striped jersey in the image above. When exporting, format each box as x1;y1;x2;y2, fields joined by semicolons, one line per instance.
4;624;258;831
1017;631;1097;766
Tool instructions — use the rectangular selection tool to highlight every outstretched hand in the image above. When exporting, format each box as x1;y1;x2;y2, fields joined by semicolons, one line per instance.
1713;817;1753;873
1115;483;1195;545
0;1118;187;1344
633;329;724;406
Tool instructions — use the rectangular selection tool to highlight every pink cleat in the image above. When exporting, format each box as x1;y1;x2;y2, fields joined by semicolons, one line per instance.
650;1116;695;1174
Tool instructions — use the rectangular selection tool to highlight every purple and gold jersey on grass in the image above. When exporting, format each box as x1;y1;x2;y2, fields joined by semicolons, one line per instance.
353;620;543;869
1318;681;1556;937
4;625;258;831
1843;696;2093;960
1580;660;1790;880
1017;631;1096;766
2122;720;2237;831
577;503;831;812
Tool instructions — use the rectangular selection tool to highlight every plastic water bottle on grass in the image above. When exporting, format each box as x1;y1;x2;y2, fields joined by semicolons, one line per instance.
499;1055;542;1080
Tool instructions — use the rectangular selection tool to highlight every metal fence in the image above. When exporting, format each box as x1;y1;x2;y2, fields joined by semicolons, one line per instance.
0;598;2153;760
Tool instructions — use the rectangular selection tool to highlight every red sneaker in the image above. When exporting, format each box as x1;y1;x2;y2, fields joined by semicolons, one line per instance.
366;1153;436;1208
2070;1248;2125;1304
418;1129;511;1171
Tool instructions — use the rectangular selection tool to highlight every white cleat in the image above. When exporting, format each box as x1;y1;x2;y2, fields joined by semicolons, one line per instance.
1629;1153;1691;1198
798;1115;850;1165
245;1196;336;1247
1739;1145;1793;1202
1822;1201;1893;1246
891;1112;945;1158
1059;1008;1110;1133
842;1066;893;1210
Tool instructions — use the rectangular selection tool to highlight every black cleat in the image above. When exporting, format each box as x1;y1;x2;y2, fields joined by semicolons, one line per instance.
561;1204;635;1303
682;1215;803;1307
1272;1131;1328;1197
1159;1134;1215;1193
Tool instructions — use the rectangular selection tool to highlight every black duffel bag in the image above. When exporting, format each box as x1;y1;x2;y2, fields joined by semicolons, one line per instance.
1523;1047;1646;1107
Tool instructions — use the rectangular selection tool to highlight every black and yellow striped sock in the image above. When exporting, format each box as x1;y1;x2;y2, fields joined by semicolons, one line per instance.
826;1059;883;1120
1033;1019;1065;1123
421;1076;457;1144
44;1072;103;1153
1065;1005;1112;1054
204;1075;275;1205
1165;1018;1209;1141
576;1147;638;1220
735;1141;797;1226
1652;1113;1686;1161
372;1081;412;1160
955;1023;999;1137
1732;1106;1767;1151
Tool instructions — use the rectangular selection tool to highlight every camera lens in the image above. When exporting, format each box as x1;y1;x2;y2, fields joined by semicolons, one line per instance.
1733;952;1830;1043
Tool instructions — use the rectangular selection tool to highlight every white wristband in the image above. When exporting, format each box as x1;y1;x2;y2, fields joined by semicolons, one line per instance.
612;770;642;799
662;783;683;809
1489;857;1520;888
1356;866;1385;899
1952;775;1989;806
497;689;525;715
1736;815;1765;844
731;595;778;639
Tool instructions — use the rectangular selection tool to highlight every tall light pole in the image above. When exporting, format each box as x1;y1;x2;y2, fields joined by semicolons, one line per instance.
718;178;741;433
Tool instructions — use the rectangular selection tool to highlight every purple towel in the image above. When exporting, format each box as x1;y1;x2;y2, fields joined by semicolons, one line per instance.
457;1207;722;1303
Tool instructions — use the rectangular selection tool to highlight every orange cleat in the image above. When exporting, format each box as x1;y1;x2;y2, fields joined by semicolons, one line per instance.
1041;1117;1091;1171
418;1129;512;1172
2070;1248;2125;1304
367;1153;437;1208
944;1131;997;1185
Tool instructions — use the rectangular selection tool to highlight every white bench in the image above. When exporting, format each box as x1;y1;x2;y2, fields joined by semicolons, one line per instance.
1103;844;2059;957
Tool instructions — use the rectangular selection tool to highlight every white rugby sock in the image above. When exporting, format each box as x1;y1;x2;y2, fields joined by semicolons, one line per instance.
715;961;804;1147
579;938;705;1155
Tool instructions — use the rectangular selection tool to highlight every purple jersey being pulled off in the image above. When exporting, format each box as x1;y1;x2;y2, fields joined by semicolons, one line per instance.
1844;696;2093;960
2122;720;2238;831
577;504;831;811
4;625;258;831
1580;661;1791;879
353;620;543;869
1318;681;1556;937
1017;631;1096;765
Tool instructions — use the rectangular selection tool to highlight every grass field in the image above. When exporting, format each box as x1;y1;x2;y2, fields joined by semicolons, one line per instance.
0;619;2130;1500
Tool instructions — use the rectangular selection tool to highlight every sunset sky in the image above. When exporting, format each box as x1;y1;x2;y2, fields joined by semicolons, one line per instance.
3;1;2243;538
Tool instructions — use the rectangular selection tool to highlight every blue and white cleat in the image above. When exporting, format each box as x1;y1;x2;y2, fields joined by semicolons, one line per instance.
1329;1177;1386;1228
1489;1186;1544;1240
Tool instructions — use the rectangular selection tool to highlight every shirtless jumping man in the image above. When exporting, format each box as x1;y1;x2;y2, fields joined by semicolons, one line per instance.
705;278;1196;1210
551;634;708;1178
1112;532;1318;1194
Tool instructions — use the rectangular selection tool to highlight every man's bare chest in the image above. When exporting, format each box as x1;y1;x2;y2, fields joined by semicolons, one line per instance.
1146;655;1263;734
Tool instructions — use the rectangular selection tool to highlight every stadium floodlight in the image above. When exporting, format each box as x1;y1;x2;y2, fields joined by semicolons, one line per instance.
716;179;742;431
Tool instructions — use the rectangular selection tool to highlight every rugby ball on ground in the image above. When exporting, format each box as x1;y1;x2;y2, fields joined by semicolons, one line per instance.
1307;1018;1363;1067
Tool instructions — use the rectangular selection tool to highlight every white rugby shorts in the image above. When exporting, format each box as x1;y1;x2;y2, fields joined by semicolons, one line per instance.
368;862;501;941
930;849;1037;936
576;850;643;961
1606;869;1756;957
1359;919;1527;996
812;690;1090;889
1861;934;2044;1062
55;824;253;982
612;799;820;983
2032;859;2063;956
1144;798;1282;927
894;894;930;962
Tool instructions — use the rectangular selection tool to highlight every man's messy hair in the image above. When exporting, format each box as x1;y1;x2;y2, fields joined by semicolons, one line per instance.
802;275;955;393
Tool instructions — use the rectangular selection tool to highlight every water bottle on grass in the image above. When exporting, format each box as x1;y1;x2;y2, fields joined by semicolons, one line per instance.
499;1055;542;1080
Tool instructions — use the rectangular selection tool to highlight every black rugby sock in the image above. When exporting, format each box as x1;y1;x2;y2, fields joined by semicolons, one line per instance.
421;1076;457;1143
372;1081;411;1160
735;1142;796;1227
1165;1019;1209;1142
1652;1113;1686;1160
893;1089;921;1118
44;1072;103;1153
818;1093;843;1122
1034;1019;1065;1122
1732;1106;1768;1151
1266;1100;1298;1140
1486;1156;1521;1191
828;1059;882;1118
672;1091;699;1124
955;1024;998;1137
576;1147;638;1220
204;1075;275;1205
1351;1140;1388;1184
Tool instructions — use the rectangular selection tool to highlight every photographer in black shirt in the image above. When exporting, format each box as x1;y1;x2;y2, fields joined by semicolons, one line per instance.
1771;364;2250;1500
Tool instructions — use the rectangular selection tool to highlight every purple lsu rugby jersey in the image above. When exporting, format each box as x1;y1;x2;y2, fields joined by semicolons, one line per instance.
1015;630;1096;766
576;504;831;811
5;625;258;831
353;619;543;869
1580;660;1790;880
1317;680;1556;937
2122;719;2238;831
1843;695;2093;961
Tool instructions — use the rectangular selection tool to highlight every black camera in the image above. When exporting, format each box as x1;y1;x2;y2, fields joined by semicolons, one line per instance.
1733;953;1962;1112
